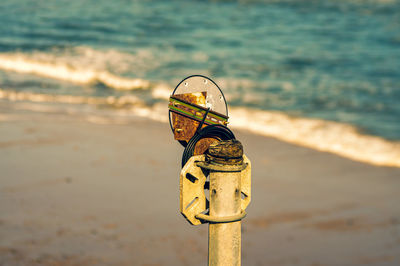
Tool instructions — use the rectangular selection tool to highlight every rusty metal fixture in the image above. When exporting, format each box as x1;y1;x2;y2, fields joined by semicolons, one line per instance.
169;94;228;143
174;77;251;266
169;95;228;127
170;92;207;143
193;138;219;156
197;140;247;172
207;140;244;165
181;124;236;168
168;75;229;147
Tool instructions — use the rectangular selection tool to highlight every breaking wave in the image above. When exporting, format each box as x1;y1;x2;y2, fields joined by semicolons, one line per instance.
0;48;151;90
1;89;399;168
0;89;143;106
229;108;400;168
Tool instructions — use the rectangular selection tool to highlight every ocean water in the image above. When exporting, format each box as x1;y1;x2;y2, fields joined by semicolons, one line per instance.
0;0;399;166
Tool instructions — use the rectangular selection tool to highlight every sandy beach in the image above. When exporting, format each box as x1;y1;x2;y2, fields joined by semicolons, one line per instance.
1;100;399;266
1;0;400;265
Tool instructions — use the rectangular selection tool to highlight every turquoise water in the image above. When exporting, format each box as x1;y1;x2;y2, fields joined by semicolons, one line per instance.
0;0;400;140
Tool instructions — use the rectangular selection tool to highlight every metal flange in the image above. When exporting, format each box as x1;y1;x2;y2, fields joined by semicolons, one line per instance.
180;154;251;225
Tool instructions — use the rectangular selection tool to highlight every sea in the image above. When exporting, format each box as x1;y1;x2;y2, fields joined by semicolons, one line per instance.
0;0;399;166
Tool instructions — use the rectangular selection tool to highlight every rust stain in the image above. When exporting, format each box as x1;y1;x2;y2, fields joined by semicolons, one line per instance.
193;138;218;156
171;92;207;143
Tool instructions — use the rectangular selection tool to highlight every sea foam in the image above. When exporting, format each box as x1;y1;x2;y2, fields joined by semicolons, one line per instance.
1;88;399;168
0;48;150;90
0;89;143;106
229;107;400;168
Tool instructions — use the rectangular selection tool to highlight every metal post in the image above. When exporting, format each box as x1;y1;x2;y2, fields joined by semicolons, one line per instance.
207;140;244;266
179;139;250;265
173;75;251;265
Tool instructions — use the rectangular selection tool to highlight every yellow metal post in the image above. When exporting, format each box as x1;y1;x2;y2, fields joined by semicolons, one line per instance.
179;140;251;266
173;75;251;265
208;169;242;266
204;140;246;266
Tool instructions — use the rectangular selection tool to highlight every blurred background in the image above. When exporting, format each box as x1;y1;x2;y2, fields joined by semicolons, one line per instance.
1;0;400;153
0;0;399;265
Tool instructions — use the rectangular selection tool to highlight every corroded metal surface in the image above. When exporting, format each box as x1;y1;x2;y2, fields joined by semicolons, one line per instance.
169;75;229;156
171;92;207;142
193;138;218;156
169;96;228;126
170;93;229;145
207;140;244;165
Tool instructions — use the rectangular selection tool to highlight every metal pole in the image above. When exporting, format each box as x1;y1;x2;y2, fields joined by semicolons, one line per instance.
179;139;250;265
207;140;244;266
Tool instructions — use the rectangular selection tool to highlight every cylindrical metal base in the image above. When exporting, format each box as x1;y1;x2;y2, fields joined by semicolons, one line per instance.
208;170;242;266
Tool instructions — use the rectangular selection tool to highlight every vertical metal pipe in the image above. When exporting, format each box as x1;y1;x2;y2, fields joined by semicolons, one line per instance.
208;170;242;266
207;140;244;266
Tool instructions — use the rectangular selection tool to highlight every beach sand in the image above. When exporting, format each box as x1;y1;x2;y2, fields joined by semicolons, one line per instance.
1;101;399;266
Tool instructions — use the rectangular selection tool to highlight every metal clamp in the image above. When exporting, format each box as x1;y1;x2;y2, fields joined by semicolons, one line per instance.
169;96;228;126
195;211;247;224
196;161;248;172
180;154;251;225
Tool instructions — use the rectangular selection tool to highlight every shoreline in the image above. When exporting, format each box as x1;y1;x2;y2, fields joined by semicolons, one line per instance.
1;95;399;169
1;100;400;265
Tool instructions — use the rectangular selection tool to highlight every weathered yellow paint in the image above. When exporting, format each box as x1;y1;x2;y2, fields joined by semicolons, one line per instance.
180;151;251;266
208;169;242;266
240;155;251;211
180;155;251;226
179;155;207;225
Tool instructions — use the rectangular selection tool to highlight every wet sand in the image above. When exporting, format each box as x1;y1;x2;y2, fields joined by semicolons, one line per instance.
1;101;400;266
